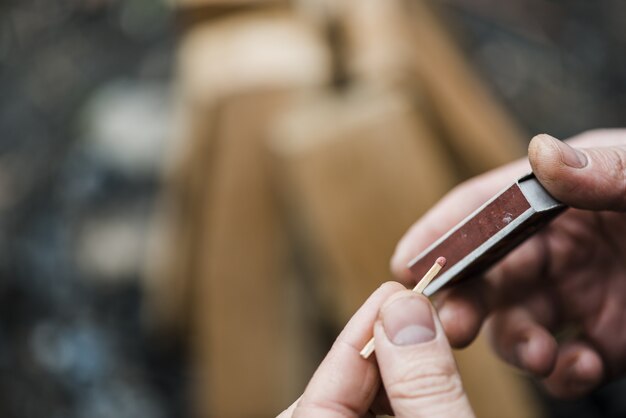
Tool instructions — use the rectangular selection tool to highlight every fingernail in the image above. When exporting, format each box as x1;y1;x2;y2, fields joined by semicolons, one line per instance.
547;135;588;169
382;295;436;346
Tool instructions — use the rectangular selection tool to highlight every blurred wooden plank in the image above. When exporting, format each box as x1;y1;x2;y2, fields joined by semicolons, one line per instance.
144;11;332;417
147;12;332;418
191;92;313;418
178;11;331;106
408;0;526;173
340;0;525;175
146;10;331;334
270;88;456;321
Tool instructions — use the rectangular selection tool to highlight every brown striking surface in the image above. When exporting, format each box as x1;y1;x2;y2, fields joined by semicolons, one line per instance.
408;184;531;284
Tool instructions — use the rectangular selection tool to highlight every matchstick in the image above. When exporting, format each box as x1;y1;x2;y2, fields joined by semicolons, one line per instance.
359;257;447;359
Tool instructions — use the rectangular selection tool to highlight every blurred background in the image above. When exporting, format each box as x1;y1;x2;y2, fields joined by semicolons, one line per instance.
0;0;625;417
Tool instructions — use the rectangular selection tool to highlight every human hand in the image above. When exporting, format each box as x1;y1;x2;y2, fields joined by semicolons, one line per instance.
391;129;626;398
278;282;475;418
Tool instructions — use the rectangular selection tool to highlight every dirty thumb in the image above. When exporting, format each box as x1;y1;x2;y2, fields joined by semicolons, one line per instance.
529;134;626;211
373;291;474;418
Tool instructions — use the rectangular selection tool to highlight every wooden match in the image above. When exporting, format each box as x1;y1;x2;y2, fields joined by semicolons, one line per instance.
359;256;447;359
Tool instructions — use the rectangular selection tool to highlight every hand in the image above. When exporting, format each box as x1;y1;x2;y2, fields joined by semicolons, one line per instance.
278;282;475;418
391;129;626;399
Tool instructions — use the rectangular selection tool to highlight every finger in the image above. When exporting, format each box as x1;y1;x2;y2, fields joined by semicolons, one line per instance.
542;340;605;399
434;227;555;348
486;295;559;377
390;159;531;284
374;291;475;418
529;133;626;211
486;233;551;296
431;234;548;349
293;281;405;418
433;278;492;348
392;128;626;283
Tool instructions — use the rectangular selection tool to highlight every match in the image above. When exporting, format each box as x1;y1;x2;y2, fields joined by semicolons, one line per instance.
359;257;447;359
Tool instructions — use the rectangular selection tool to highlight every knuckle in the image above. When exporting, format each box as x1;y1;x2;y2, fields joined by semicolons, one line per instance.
386;358;465;405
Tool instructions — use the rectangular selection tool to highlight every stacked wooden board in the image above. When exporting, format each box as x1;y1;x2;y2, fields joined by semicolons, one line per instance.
146;1;542;417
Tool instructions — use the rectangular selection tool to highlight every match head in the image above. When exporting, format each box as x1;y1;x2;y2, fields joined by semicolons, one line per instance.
436;257;447;268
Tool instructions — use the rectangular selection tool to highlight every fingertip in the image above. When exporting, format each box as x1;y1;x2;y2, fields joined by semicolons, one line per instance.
528;134;554;161
529;133;556;154
435;282;491;348
516;331;558;377
380;295;436;346
543;344;604;399
437;301;482;348
381;289;429;312
571;350;604;386
528;134;563;183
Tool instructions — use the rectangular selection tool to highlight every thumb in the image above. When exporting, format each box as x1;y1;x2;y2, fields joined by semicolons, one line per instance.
529;134;626;211
374;291;474;418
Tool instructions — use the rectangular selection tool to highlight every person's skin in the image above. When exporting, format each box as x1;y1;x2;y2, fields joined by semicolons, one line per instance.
391;129;626;399
280;129;626;417
278;282;475;418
